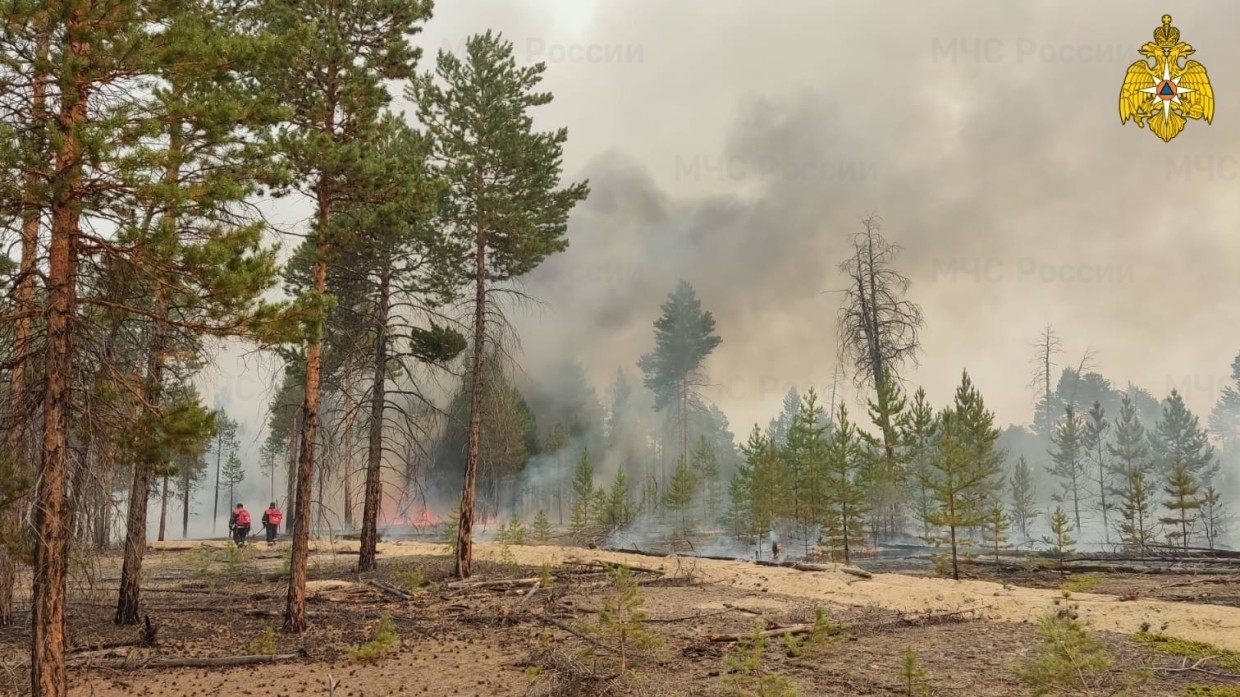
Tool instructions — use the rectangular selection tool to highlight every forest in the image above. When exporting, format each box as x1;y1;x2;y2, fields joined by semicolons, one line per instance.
2;3;1240;697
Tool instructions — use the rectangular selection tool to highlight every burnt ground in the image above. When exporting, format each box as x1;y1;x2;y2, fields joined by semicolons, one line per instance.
2;542;1240;696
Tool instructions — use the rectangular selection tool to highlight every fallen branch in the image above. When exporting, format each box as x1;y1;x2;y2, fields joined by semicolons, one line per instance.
1154;656;1240;679
722;603;765;616
68;639;149;655
516;580;542;608
368;579;413;600
708;624;817;642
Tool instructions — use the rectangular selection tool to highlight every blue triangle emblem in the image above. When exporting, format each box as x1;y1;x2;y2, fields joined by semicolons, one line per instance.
1160;83;1174;96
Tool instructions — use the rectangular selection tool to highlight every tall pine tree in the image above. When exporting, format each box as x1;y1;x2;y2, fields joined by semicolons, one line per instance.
410;32;589;578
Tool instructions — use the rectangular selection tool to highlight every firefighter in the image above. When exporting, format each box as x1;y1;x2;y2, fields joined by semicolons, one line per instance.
261;502;283;546
771;540;782;560
229;503;252;547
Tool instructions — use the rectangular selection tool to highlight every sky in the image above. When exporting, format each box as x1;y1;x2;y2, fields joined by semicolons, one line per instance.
197;1;1240;526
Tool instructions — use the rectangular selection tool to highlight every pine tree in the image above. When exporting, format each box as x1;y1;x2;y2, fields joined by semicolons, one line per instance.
222;453;246;510
1043;506;1076;574
786;390;829;554
211;414;241;535
1200;486;1227;551
410;31;589;579
902;388;938;539
1160;461;1201;551
766;388;801;446
259;0;435;629
725;470;751;538
1115;468;1157;554
1081;401;1112;545
533;509;553;542
982;495;1012;563
691;436;720;520
1108;394;1153;477
1009;456;1038;540
1151;390;1217;484
637;280;723;466
822;404;869;563
663;457;696;535
922;371;1002;580
862;368;909;541
605;468;636;528
1048;406;1088;533
570;449;596;535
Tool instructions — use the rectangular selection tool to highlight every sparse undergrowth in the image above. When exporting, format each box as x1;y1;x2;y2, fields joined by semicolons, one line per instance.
722;626;800;697
346;614;399;663
1060;573;1103;594
1183;686;1240;696
1015;610;1147;696
1132;631;1240;671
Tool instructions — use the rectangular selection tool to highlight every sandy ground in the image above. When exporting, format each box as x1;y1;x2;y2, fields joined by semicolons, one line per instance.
353;539;1240;652
0;538;1235;695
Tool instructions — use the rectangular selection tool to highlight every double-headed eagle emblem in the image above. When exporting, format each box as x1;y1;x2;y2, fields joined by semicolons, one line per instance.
1119;15;1214;142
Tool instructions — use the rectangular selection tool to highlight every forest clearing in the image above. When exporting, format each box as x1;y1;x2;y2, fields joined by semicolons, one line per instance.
5;536;1240;696
4;3;1240;696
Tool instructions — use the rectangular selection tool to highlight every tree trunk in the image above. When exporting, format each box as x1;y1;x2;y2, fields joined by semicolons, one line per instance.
32;11;87;690
1;20;48;630
342;376;355;529
358;267;391;572
95;462;114;551
285;411;299;534
182;468;191;539
284;191;329;633
116;286;169;625
456;239;487;579
157;475;170;542
213;429;222;535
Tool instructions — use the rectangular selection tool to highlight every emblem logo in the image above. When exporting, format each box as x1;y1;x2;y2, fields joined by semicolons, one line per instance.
1119;15;1214;142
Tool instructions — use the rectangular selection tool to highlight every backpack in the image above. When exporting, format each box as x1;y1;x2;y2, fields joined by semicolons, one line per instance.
267;509;282;526
235;509;251;526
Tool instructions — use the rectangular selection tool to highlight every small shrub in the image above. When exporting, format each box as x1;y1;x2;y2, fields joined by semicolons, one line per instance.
537;561;555;587
346;614;399;663
581;565;662;672
393;568;426;592
1015;613;1145;696
722;627;800;696
249;626;277;656
898;648;931;697
533;509;552;542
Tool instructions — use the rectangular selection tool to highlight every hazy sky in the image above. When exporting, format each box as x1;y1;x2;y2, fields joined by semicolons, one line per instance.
206;1;1240;502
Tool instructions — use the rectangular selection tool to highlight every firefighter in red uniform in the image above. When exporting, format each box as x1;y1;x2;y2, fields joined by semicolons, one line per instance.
229;503;252;547
261;502;282;546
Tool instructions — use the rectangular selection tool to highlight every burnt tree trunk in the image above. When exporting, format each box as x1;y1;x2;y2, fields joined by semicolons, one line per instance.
456;238;487;579
284;188;329;633
116;286;169;625
358;267;391;572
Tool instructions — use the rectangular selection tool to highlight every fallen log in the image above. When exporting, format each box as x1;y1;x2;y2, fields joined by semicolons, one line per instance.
70;652;304;670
